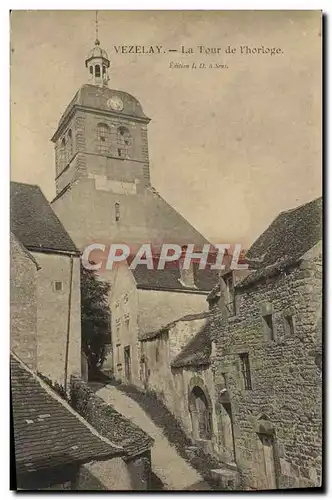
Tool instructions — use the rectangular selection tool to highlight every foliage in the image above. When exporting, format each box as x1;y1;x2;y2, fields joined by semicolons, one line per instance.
37;372;68;401
80;265;111;371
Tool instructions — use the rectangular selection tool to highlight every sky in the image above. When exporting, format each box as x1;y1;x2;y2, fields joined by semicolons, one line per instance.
10;10;322;247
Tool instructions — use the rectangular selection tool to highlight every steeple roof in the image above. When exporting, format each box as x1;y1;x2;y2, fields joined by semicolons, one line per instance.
85;39;109;65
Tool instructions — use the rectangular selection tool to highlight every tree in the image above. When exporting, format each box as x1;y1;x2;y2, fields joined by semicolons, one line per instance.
80;265;111;372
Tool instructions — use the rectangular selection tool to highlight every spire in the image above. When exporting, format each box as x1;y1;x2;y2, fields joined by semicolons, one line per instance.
95;10;100;46
85;11;110;87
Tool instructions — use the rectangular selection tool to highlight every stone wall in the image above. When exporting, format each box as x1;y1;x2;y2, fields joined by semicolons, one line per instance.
211;251;322;490
32;252;81;388
10;234;38;370
141;315;219;458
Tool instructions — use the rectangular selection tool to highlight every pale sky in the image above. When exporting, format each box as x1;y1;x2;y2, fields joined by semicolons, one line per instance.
10;10;322;247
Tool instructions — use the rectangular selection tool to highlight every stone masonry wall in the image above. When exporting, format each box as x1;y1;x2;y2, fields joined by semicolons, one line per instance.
211;252;322;490
10;234;38;370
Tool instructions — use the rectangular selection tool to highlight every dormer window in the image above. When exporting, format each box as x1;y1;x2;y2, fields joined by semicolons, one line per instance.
223;272;236;316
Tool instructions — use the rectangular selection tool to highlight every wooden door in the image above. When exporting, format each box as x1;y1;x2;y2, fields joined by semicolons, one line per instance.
260;434;277;489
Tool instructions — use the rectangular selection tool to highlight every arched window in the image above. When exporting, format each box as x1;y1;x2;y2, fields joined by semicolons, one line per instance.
97;123;111;155
189;386;212;440
60;137;66;169
67;129;73;159
117;127;132;158
95;64;101;78
89;65;93;75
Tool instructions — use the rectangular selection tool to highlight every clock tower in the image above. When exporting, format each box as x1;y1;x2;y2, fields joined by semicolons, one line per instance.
51;38;209;251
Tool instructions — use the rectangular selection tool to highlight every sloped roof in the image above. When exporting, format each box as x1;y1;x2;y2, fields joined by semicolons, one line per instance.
246;197;322;267
53;84;149;140
10;232;40;270
171;320;212;368
11;356;124;474
139;311;211;341
132;263;218;293
10;182;79;255
73;379;153;459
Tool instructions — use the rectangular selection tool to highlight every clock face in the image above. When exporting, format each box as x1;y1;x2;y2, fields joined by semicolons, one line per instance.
107;95;124;111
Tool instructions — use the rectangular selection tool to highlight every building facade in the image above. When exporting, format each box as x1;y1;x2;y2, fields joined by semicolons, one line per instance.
110;261;215;387
10;181;82;388
210;197;323;490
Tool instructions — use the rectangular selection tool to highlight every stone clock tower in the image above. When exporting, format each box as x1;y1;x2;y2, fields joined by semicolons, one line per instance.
50;36;215;383
51;38;209;252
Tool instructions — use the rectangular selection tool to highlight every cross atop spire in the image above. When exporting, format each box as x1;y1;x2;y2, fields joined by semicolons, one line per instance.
95;10;100;46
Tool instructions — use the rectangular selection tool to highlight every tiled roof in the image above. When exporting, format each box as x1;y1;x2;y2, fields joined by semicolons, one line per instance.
132;263;218;293
139;311;211;341
10;182;79;255
246;197;322;268
171;320;212;368
71;378;154;459
11;356;124;474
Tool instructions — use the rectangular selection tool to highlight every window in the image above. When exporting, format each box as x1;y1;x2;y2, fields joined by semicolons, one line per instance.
284;315;295;336
239;353;252;390
115;202;120;222
103;65;107;75
97;123;111;155
223;272;236;316
67;129;73;159
263;314;274;341
95;64;101;77
124;319;130;334
117;127;132;157
89;65;93;74
53;281;63;292
60;137;66;168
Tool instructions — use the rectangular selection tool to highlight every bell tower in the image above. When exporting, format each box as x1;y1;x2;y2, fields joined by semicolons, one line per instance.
85;14;110;87
85;39;110;87
51;14;151;199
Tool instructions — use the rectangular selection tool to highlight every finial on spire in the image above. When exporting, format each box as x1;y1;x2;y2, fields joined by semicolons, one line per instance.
95;10;100;45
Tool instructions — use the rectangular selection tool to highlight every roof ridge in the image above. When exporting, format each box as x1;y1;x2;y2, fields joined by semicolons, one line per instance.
11;352;124;453
280;195;322;215
10;180;40;189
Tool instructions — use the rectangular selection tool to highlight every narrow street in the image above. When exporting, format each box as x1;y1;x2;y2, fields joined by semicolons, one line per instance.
95;384;211;491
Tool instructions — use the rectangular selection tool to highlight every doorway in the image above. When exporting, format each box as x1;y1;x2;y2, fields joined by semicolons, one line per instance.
220;402;236;464
124;345;131;382
258;433;277;489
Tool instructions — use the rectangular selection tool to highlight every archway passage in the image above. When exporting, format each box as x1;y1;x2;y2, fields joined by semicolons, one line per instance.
189;386;212;440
